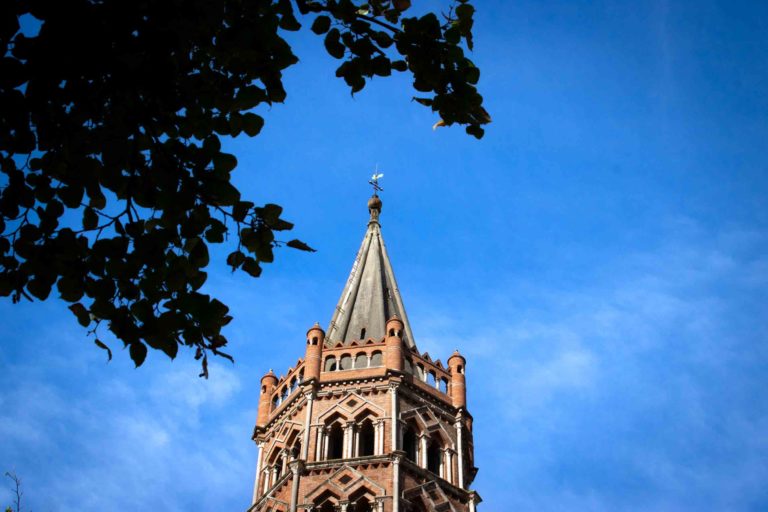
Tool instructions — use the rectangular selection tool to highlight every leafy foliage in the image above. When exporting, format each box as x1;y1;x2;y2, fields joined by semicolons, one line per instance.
0;0;488;375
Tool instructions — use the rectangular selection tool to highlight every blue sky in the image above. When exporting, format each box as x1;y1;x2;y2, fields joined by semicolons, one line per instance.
2;1;768;510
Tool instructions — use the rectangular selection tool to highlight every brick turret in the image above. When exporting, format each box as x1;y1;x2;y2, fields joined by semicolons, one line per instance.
448;350;467;409
385;315;404;372
304;323;324;382
256;369;278;428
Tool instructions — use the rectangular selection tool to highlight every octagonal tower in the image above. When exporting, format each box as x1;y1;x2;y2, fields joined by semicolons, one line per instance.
249;195;480;512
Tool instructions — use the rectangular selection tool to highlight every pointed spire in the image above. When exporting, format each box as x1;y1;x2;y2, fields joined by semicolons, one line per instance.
326;194;417;349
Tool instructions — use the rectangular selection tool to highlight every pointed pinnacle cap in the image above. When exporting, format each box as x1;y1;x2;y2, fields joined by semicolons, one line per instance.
307;322;325;336
448;350;465;363
326;194;416;349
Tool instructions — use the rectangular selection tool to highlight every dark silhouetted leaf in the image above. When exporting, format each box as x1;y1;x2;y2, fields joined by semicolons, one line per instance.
286;239;317;252
95;339;113;361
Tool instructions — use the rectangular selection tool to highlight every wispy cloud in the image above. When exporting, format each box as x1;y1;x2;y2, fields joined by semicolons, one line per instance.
413;219;768;511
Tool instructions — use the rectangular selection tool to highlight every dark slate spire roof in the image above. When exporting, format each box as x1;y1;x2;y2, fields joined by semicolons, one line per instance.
325;194;416;349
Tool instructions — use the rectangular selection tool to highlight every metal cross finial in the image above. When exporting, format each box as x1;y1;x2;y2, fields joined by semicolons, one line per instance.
369;165;384;193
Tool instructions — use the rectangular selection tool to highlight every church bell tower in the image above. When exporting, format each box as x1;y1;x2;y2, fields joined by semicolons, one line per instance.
249;194;480;512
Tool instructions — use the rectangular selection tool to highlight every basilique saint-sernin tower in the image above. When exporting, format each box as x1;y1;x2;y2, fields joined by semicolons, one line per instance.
249;194;480;512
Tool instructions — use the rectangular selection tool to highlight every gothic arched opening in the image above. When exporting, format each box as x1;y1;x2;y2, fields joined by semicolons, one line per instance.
352;496;372;512
327;423;344;460
358;419;375;456
349;487;375;512
403;424;418;463
427;438;442;475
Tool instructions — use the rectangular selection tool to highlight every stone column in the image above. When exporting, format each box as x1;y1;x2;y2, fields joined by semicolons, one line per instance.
455;416;464;489
252;441;263;503
315;427;324;461
302;390;315;460
374;420;384;455
289;460;303;512
262;468;270;495
419;435;428;468
339;501;349;512
445;450;453;484
323;426;330;460
469;492;478;512
343;422;352;458
374;497;386;512
348;423;360;457
392;455;401;512
389;384;398;452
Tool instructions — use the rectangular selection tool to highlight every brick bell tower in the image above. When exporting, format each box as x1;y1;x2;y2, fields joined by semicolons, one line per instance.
249;194;480;512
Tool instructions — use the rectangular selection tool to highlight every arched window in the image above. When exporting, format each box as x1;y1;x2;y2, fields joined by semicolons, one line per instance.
340;354;353;370
403;358;413;374
290;377;297;392
354;352;368;369
349;488;374;512
358;420;375;456
327;423;344;460
324;356;337;372
281;387;289;402
274;450;284;479
415;364;425;381
298;370;304;383
440;377;449;393
317;502;335;512
457;364;464;374
403;424;418;463
427;437;442;475
428;371;437;387
292;440;302;460
370;351;383;367
271;395;279;408
352;496;372;512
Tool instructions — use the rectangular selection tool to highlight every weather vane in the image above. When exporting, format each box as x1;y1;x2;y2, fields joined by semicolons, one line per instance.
369;164;384;193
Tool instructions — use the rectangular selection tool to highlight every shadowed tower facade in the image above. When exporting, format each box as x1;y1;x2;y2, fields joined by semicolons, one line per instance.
249;195;480;512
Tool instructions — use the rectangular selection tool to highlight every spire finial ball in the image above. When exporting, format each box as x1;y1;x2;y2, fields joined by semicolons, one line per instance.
368;194;382;211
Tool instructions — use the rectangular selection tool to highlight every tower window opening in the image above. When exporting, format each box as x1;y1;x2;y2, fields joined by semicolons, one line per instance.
403;425;418;462
340;354;353;370
388;328;395;336
355;352;368;369
312;336;318;345
370;351;383;367
292;440;302;460
324;356;337;372
327;423;344;460
351;496;372;512
317;502;335;512
427;438;442;475
360;327;366;340
261;385;266;394
457;364;464;374
358;420;375;456
415;364;425;381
